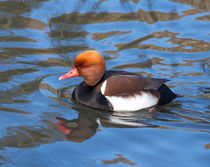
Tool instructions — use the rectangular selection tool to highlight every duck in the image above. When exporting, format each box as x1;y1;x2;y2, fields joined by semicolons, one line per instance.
59;50;177;111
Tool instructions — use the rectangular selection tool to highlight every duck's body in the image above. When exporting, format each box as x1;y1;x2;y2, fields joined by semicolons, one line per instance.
59;51;177;111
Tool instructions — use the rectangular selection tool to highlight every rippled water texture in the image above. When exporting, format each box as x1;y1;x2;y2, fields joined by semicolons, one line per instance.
0;0;210;166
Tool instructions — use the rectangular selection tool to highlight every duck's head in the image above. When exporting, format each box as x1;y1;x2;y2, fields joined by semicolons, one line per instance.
59;50;106;86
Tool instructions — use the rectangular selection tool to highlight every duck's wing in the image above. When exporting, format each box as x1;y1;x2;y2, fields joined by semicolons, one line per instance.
101;75;168;96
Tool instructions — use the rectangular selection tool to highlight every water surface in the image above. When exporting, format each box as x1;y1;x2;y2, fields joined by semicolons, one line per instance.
0;0;210;166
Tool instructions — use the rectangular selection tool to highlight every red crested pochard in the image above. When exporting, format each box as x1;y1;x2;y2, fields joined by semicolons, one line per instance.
59;50;177;111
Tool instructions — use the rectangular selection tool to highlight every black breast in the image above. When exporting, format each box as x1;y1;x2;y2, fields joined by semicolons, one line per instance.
72;80;113;111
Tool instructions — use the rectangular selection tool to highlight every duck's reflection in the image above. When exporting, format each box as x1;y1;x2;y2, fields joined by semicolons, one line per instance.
55;113;98;143
55;108;155;143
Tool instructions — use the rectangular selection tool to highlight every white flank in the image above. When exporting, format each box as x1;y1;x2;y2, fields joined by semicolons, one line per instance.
105;92;158;111
100;80;107;95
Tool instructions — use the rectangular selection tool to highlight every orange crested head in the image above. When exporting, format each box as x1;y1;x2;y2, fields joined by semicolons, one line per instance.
59;50;106;86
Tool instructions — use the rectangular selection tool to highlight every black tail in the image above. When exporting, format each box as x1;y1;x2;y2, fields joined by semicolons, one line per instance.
157;84;177;106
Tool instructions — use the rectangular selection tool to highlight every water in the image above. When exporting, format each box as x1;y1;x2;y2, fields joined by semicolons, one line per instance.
0;0;210;166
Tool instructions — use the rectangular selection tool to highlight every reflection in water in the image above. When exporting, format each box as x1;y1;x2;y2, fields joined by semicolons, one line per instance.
92;31;131;41
0;16;46;30
0;120;63;149
55;108;154;143
49;9;181;25
47;30;90;40
17;57;70;68
116;30;210;53
0;1;30;14
0;0;210;166
0;68;37;82
0;107;30;115
0;0;50;15
0;34;37;43
0;45;90;56
171;0;210;12
55;115;98;143
102;153;136;166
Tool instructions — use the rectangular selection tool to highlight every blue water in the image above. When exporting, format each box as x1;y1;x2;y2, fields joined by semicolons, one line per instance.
0;0;210;166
